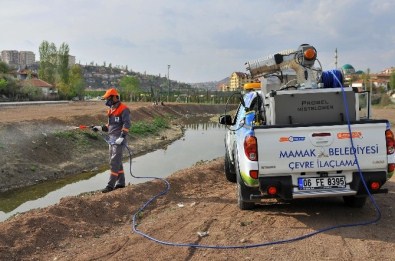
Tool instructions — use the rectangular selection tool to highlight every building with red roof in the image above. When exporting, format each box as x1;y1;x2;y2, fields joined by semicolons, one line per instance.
22;78;58;97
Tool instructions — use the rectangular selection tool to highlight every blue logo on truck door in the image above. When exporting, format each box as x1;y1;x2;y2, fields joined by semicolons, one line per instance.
279;136;306;142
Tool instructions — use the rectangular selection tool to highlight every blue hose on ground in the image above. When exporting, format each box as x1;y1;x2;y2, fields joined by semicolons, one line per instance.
128;75;381;248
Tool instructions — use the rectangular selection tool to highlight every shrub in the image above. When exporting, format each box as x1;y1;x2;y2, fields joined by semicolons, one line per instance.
131;117;169;135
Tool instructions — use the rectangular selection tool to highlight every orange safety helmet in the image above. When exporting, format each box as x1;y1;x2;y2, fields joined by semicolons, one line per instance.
243;82;261;90
102;88;119;99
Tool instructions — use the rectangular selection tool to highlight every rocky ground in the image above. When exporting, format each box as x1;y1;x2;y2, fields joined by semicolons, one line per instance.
0;102;394;260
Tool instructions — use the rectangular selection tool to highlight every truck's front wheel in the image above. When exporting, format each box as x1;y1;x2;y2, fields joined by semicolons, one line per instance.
343;195;367;208
224;152;236;183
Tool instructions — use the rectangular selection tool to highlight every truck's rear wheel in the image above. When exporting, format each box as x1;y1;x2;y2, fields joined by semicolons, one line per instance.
234;151;256;210
343;195;367;208
224;152;236;183
237;182;255;210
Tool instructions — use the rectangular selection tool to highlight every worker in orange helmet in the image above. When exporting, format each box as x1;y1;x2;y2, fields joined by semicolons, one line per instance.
91;87;131;193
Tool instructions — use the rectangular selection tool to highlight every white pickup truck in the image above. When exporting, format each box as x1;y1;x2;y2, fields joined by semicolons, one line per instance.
219;44;395;210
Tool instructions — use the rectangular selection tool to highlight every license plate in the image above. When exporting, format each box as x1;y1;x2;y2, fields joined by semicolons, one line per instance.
298;176;346;190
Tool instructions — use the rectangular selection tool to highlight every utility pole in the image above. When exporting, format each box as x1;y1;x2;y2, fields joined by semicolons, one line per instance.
167;64;170;102
334;48;338;69
367;68;371;92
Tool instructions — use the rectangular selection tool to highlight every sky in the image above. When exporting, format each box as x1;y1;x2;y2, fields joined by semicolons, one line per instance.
1;0;394;83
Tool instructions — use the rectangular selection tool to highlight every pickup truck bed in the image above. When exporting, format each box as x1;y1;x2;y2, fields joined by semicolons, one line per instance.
253;119;390;200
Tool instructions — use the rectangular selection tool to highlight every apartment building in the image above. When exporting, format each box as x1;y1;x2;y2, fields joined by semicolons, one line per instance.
1;50;36;67
228;72;248;91
1;50;19;66
19;51;36;66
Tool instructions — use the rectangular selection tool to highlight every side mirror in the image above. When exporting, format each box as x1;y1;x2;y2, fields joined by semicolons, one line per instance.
219;115;233;125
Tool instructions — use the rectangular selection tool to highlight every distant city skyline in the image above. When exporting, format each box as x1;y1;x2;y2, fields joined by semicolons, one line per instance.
2;47;392;80
1;50;36;67
1;49;76;69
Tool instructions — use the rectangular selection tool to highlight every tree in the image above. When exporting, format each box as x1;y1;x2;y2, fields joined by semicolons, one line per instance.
56;81;70;99
0;78;7;92
0;62;9;93
390;72;395;91
55;65;85;99
38;41;57;84
0;62;20;99
0;61;10;73
57;43;70;84
119;75;140;101
38;41;77;99
69;65;85;99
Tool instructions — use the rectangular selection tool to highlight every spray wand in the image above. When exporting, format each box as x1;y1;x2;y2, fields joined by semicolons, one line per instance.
73;125;113;145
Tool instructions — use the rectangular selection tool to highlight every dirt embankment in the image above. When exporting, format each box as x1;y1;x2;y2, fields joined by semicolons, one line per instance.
0;103;394;261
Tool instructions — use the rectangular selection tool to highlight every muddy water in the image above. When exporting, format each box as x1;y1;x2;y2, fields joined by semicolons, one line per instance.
0;122;225;221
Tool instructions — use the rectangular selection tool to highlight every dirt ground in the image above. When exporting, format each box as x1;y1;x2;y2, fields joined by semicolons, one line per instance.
0;102;395;261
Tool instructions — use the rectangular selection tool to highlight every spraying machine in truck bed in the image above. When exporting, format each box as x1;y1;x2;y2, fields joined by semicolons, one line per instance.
219;44;395;210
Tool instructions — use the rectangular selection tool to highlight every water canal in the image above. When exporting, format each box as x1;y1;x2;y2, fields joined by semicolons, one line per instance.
0;122;225;221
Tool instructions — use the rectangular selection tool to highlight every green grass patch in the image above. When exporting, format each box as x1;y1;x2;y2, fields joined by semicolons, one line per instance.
53;117;169;145
131;117;170;135
82;131;100;140
54;130;100;147
54;130;79;139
